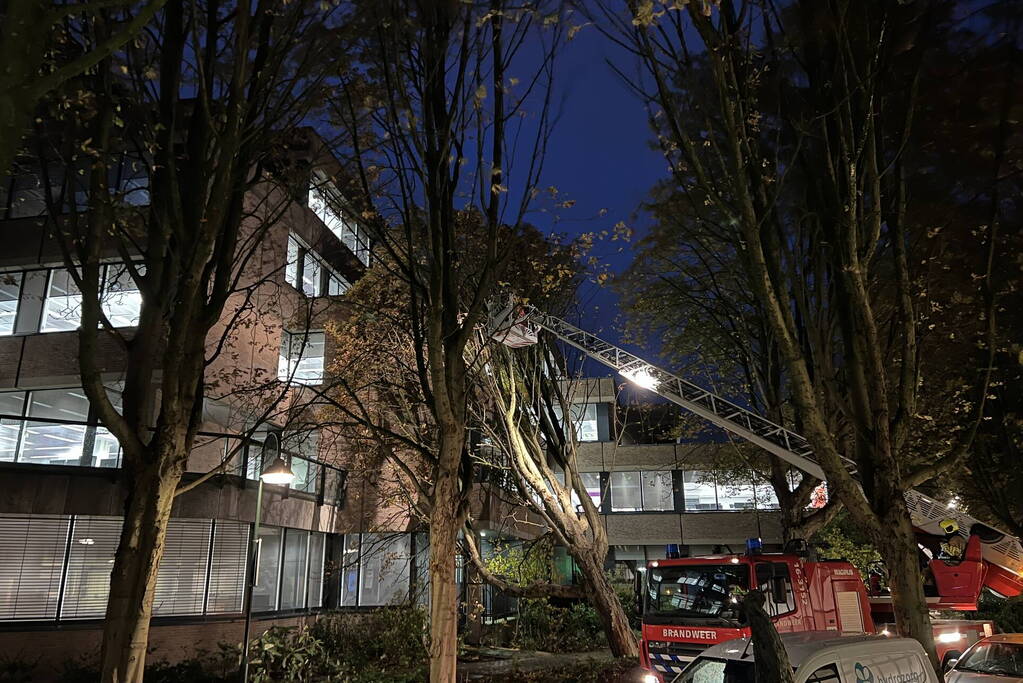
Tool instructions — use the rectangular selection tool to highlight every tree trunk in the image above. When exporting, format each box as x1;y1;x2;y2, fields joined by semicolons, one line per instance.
99;461;182;683
743;590;795;683
876;507;940;672
579;556;638;658
428;443;464;682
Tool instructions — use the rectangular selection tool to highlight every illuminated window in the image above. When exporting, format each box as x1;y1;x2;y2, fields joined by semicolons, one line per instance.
278;330;325;384
0;273;21;335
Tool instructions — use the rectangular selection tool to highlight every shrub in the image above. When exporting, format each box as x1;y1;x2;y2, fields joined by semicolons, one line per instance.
246;606;429;682
516;599;606;653
0;654;38;683
311;605;428;672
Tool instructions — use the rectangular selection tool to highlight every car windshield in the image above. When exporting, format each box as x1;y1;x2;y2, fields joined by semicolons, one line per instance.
955;641;1023;676
673;657;755;683
647;564;750;619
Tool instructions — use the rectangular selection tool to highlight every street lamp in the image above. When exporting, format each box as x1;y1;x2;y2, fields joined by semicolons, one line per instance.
240;434;294;682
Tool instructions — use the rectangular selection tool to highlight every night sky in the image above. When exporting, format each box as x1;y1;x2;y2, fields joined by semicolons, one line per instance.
523;24;666;367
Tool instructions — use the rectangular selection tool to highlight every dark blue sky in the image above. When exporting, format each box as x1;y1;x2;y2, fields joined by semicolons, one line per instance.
523;25;665;351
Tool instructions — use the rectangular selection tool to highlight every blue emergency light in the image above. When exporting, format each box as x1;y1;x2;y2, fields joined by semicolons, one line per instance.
665;543;681;559
745;537;763;555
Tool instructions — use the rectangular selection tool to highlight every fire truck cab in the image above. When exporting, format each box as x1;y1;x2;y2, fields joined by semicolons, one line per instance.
639;544;874;679
637;540;997;681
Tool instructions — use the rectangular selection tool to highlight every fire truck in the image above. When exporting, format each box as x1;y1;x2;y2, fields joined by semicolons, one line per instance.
636;541;997;679
492;306;1023;681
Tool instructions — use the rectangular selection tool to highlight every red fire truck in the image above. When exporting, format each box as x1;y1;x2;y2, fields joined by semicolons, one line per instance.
637;538;1001;681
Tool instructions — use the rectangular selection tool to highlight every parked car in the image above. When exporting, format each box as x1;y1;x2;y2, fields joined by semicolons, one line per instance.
945;633;1023;682
668;631;939;683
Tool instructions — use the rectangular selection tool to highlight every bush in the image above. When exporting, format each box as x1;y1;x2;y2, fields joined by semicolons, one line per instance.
0;654;38;683
247;606;429;682
310;606;429;673
516;599;606;653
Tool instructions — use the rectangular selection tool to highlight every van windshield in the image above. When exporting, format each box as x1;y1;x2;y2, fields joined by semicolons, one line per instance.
647;564;750;619
674;658;755;682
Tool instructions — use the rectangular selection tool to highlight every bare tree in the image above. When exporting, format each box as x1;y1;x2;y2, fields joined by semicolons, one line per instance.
592;0;1006;668
325;2;561;678
32;2;339;679
465;335;639;657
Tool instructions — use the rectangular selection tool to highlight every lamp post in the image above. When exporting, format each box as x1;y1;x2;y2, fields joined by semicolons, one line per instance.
240;434;293;682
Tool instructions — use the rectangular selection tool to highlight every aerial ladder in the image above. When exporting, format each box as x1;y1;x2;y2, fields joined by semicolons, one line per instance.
492;305;1023;608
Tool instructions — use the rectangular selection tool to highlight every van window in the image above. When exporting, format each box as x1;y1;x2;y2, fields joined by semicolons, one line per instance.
755;562;796;615
804;664;840;683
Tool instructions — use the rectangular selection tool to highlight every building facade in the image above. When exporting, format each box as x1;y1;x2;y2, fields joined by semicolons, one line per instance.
562;378;784;575
0;140;784;673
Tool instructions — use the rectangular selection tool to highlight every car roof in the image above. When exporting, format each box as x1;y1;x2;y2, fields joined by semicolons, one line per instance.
980;633;1023;644
699;632;917;668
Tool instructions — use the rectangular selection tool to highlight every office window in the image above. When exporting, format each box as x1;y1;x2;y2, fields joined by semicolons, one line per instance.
307;533;325;609
683;471;719;511
278;330;325;384
41;269;83;332
581;472;602;509
309;177;371;267
755;482;779;510
41;265;142;333
291;458;320;495
610;472;642;512
252;526;283;612
206;521;249;614
610;471;674;512
642;471;674;511
279;529;309;611
328;272;350;295
286;235;301;289
359;534;411;606
0;272;22;335
100;264;143;328
718;482;757;510
61;515;121;619
340;534;360;607
0;391;26;462
21;389;90;465
553;403;600;442
152;519;211;616
0;515;70;620
302;254;322;297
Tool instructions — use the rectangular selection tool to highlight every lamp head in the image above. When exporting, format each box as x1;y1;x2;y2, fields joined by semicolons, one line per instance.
260;456;295;485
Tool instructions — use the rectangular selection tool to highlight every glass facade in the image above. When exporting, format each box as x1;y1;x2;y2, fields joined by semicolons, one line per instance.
0;515;271;623
340;533;418;607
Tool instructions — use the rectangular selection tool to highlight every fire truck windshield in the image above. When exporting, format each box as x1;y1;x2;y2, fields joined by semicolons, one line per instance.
646;564;750;619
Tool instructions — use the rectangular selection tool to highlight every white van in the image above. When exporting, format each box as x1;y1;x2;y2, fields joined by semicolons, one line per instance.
671;631;940;683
